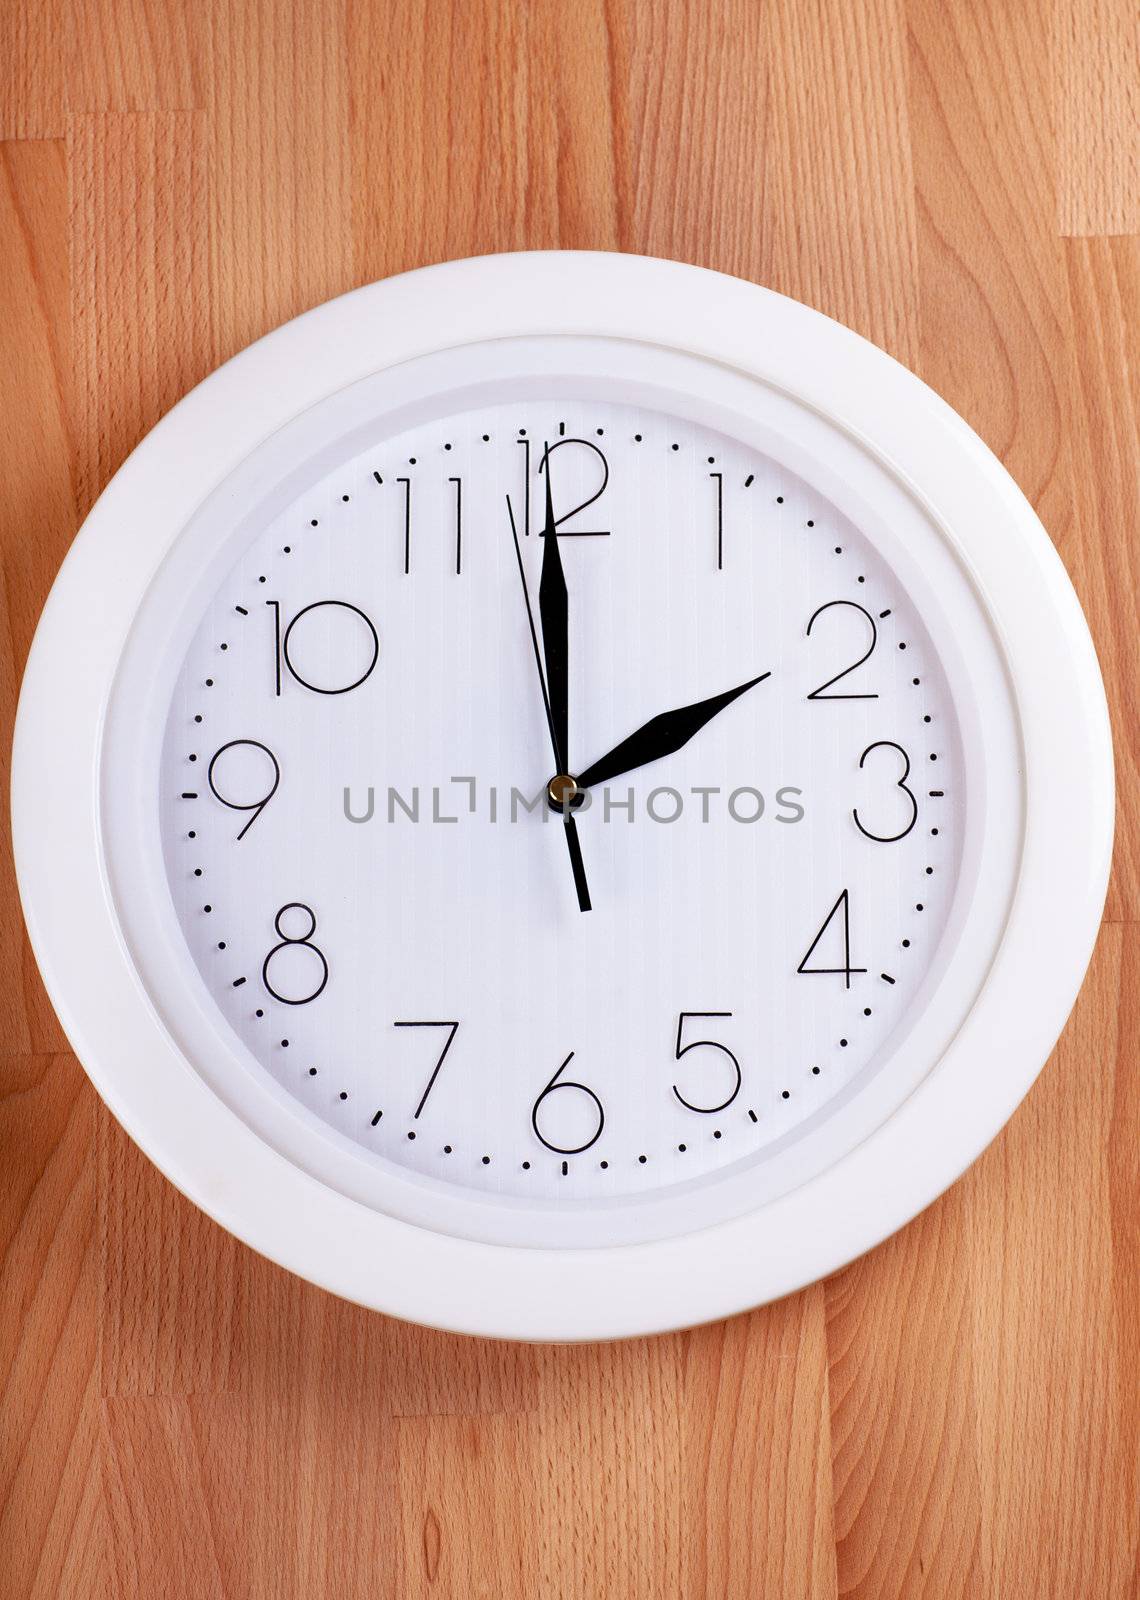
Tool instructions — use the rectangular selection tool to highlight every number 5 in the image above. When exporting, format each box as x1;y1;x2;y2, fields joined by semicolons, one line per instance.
673;1012;742;1113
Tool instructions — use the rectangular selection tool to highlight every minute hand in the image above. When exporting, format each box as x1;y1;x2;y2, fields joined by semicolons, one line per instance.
576;672;771;791
537;463;569;773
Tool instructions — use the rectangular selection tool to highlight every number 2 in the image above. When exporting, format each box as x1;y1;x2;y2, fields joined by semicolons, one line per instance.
806;601;879;700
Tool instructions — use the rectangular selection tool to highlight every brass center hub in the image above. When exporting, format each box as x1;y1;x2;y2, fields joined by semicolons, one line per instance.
547;773;580;810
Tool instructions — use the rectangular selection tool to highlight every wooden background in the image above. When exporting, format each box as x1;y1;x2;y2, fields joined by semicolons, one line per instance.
2;2;1137;1595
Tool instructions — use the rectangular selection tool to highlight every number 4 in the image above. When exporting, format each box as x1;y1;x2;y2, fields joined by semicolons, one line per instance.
796;889;867;990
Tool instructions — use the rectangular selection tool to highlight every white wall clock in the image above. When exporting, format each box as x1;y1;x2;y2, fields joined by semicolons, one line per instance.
13;252;1112;1340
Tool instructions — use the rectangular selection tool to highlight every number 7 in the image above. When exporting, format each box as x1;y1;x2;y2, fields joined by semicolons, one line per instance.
393;1020;459;1119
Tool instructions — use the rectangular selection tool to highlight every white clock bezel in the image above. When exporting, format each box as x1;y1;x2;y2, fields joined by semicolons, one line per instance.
12;252;1113;1339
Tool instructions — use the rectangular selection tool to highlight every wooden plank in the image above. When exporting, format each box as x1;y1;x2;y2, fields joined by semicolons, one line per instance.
607;1;770;280
368;1315;540;1418
1054;0;1140;237
965;926;1137;1597
394;1416;536;1598
0;141;74;1055
68;0;202;115
681;1296;837;1599
0;0;66;140
207;0;353;359
531;1338;685;1597
826;1200;984;1597
760;0;919;364
347;0;618;279
0;1055;102;1600
98;1117;246;1398
907;0;1074;541
1061;235;1140;921
103;1399;228;1599
68;110;214;515
0;137;100;1600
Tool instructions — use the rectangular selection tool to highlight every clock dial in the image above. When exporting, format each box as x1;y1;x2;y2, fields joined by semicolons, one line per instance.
160;396;963;1212
22;253;1106;1332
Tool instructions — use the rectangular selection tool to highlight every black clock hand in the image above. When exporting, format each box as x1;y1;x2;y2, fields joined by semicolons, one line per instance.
506;495;592;914
538;462;569;775
576;671;771;792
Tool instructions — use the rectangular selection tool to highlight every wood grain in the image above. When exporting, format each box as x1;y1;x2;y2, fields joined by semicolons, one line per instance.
1055;0;1140;237
1;3;1136;1596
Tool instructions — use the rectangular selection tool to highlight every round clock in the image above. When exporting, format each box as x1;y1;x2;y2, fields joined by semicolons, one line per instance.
12;252;1112;1340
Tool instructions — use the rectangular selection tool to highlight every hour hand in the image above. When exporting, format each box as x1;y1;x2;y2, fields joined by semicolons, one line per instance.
576;672;771;791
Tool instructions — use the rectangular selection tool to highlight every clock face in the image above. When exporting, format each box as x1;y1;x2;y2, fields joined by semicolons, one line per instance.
20;255;1105;1331
157;386;964;1231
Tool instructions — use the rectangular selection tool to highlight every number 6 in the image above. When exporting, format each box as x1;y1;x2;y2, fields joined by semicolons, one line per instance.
531;1052;605;1154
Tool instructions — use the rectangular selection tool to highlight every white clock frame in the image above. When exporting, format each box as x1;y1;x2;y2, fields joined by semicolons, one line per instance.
12;252;1113;1340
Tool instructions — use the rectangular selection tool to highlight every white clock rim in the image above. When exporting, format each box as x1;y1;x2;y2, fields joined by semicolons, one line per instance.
11;251;1113;1341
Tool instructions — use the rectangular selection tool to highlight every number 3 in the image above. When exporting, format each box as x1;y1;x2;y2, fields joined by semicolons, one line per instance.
854;740;918;842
